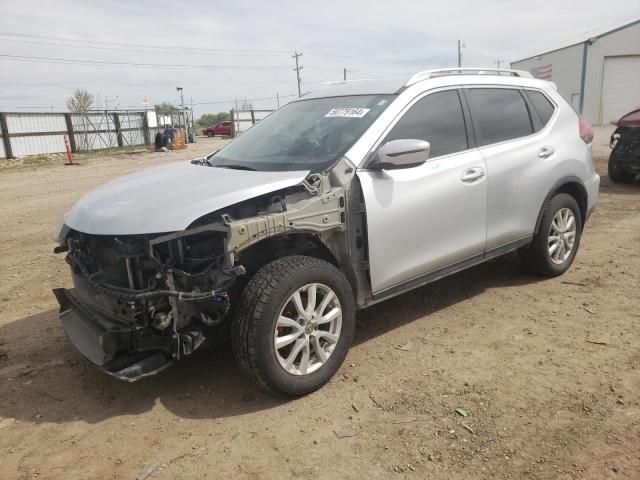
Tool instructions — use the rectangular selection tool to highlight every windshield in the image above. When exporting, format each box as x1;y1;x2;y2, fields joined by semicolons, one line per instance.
208;94;394;171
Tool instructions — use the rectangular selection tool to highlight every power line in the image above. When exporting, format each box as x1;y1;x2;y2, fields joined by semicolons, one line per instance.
0;32;291;55
0;35;291;57
0;94;298;111
0;32;416;65
191;94;296;106
0;53;291;70
0;53;363;75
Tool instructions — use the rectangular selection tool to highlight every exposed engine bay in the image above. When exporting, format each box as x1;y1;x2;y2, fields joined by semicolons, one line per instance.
610;125;640;178
53;165;362;381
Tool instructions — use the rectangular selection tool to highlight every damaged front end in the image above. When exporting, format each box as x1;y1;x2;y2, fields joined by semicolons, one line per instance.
609;109;640;182
53;227;243;381
53;171;348;381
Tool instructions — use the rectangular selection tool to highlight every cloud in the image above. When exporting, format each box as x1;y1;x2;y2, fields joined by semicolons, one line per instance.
0;0;638;115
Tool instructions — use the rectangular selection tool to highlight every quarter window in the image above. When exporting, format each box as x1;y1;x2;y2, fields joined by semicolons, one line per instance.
525;90;555;127
466;88;533;146
384;90;468;158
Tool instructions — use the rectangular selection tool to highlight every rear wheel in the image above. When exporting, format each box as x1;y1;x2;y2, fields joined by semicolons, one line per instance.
232;255;355;396
520;193;582;277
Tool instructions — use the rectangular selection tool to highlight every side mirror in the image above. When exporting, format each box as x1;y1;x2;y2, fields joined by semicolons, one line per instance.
370;139;430;170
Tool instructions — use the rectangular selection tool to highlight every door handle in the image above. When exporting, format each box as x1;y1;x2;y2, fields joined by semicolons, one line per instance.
461;167;485;182
538;146;555;158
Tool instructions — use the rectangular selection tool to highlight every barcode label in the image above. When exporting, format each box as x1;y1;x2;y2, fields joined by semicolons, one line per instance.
325;108;370;118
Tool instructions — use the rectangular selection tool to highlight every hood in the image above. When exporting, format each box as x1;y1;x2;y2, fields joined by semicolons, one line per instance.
63;161;310;235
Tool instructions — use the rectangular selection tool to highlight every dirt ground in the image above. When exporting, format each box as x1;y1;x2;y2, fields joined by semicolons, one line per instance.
0;131;638;480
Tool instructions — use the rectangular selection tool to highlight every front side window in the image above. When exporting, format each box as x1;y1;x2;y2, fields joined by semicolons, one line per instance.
209;95;393;171
466;88;533;146
383;90;468;158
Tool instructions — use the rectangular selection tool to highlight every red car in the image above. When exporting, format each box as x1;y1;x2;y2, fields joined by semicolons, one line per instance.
202;121;231;137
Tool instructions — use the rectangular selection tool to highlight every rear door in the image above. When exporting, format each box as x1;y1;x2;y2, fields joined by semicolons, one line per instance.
357;89;488;294
464;87;559;251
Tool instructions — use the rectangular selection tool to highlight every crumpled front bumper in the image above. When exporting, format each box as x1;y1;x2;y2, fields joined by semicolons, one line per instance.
53;288;173;382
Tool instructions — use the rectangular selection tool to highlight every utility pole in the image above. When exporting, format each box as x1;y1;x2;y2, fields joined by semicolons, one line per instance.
190;97;195;143
234;99;239;134
276;92;280;109
494;59;505;68
343;68;347;81
176;86;185;130
457;40;463;68
292;51;303;97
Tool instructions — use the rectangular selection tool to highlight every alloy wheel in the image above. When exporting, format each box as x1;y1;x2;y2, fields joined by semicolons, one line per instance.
274;283;342;375
548;207;577;265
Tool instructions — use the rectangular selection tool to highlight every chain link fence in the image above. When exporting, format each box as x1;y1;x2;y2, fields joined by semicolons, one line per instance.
0;109;193;159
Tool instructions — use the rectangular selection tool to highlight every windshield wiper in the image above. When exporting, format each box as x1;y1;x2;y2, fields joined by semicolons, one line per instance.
214;164;257;171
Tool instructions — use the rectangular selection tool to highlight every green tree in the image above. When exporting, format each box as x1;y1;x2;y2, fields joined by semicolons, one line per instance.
155;102;178;115
196;112;230;129
66;89;95;113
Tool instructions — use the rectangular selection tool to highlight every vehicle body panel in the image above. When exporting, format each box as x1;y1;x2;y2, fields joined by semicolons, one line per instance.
63;161;309;235
477;131;556;249
615;108;640;128
466;87;562;249
358;148;487;293
461;83;596;250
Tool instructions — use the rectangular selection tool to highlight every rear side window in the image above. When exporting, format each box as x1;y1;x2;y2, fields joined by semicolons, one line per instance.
466;88;533;146
525;90;555;127
384;90;468;158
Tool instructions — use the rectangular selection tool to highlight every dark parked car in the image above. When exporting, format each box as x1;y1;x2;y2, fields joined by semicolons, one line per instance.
609;108;640;183
202;122;231;137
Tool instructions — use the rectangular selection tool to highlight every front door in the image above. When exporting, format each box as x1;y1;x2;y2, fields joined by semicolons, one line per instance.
357;89;487;294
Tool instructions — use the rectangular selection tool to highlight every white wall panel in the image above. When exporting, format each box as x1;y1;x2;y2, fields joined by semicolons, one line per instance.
601;55;640;124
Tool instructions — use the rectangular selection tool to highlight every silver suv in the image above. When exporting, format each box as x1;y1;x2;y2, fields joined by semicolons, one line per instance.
54;68;600;395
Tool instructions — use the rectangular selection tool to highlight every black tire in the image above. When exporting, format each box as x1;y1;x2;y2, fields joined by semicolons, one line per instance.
608;154;632;183
231;255;355;396
207;131;214;138
519;193;582;277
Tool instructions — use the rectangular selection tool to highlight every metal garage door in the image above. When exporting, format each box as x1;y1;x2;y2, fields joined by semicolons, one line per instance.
601;55;640;125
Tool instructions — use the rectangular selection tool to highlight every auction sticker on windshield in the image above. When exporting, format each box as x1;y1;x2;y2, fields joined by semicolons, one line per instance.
325;108;370;118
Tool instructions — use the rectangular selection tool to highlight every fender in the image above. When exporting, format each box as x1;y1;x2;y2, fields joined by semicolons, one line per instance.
533;175;587;234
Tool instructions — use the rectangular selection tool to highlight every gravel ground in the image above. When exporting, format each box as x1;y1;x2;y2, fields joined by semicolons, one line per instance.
0;132;638;480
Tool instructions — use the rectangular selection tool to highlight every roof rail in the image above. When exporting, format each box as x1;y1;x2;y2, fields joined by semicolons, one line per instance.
405;68;534;86
301;78;372;96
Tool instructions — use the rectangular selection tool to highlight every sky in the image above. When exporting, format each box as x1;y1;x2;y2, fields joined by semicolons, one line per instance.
1;0;639;118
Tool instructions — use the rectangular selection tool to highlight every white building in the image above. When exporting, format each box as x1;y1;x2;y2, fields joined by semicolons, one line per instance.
511;18;640;125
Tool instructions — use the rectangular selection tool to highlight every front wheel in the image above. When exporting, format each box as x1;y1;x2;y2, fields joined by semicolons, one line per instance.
232;255;355;396
519;193;582;277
